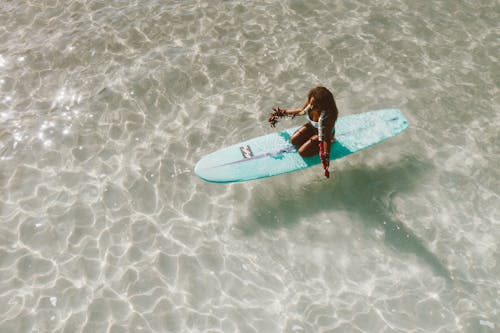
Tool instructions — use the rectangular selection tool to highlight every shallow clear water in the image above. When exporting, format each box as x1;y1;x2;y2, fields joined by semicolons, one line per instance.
0;0;499;332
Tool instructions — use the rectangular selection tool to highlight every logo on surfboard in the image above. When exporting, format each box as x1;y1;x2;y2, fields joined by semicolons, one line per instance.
240;145;254;159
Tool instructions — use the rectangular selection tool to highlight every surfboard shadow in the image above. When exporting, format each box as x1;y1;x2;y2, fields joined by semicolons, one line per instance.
239;155;452;282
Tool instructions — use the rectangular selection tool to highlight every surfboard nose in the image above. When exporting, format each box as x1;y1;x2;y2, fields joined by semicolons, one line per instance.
386;109;409;132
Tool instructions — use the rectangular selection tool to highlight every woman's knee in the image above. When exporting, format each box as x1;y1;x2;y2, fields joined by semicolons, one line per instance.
298;136;319;157
291;129;308;147
291;124;314;147
290;132;301;146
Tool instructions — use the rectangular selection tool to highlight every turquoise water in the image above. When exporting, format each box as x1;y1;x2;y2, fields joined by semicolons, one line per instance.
0;1;499;332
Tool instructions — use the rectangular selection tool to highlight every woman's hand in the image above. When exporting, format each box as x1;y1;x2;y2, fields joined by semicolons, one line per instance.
272;107;288;116
268;107;289;127
318;141;330;178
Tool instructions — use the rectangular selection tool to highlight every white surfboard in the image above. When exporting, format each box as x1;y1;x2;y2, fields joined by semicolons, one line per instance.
195;109;409;183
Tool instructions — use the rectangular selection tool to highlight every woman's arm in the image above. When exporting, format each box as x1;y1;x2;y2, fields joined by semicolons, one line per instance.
318;112;331;178
285;97;314;116
268;98;312;127
284;107;305;116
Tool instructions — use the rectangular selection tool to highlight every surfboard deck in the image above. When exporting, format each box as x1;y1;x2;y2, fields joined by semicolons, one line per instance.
195;109;408;183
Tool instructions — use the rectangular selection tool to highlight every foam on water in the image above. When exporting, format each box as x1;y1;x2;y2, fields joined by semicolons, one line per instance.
0;0;499;332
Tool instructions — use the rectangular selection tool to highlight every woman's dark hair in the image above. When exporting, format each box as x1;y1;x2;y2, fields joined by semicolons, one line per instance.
308;86;338;115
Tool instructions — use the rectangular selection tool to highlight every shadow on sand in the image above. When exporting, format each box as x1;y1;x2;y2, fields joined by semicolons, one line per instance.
239;155;452;282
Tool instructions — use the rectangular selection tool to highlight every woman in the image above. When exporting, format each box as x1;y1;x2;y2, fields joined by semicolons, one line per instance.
268;86;338;178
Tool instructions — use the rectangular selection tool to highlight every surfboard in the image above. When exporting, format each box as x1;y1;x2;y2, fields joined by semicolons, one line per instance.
195;109;408;183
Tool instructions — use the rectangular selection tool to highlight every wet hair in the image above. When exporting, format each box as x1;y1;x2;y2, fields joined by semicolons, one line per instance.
308;86;338;115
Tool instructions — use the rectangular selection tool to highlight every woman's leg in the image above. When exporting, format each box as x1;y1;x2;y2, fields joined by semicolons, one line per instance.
298;135;320;157
291;123;316;149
